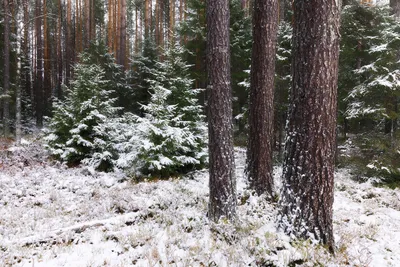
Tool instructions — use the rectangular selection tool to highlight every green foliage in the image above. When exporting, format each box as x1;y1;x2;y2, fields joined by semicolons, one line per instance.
230;0;252;130
84;42;130;113
337;2;400;185
340;2;400;128
128;37;159;115
338;133;400;186
45;44;122;171
131;42;208;178
274;21;292;156
178;0;207;90
235;21;292;146
179;0;252;115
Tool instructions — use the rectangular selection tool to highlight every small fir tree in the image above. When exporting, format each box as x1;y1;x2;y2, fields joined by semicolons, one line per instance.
130;42;208;177
128;37;159;115
45;48;121;171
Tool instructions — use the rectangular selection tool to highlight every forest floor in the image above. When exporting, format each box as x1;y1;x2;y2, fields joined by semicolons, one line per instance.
1;138;400;266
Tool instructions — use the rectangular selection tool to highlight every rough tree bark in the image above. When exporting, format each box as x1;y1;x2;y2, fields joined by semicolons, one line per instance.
246;0;279;196
3;0;11;136
278;0;340;251
206;0;236;222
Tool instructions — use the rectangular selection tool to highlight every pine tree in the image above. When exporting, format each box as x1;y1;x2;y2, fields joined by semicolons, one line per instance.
278;0;340;251
207;0;236;222
339;2;400;181
45;46;121;171
246;0;279;196
127;42;208;177
129;37;159;114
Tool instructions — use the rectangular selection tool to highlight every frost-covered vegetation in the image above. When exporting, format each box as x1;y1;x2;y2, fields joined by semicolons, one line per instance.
45;42;207;178
45;47;121;171
1;1;400;266
338;1;400;183
1;142;400;266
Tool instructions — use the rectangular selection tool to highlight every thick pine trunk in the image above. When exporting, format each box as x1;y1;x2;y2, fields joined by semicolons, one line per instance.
3;0;11;136
278;0;340;251
246;0;278;196
206;0;236;222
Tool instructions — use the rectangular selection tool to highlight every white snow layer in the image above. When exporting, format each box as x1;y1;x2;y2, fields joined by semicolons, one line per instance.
1;146;400;266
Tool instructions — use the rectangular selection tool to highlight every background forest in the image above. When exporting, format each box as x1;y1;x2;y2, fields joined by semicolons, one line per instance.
0;0;399;183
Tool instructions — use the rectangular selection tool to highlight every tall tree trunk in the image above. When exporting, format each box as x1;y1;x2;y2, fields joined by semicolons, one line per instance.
22;0;32;105
115;0;121;60
278;0;340;251
57;0;63;98
3;0;11;136
155;0;160;46
35;0;44;127
76;0;82;57
135;5;139;54
66;0;72;85
91;0;96;40
119;0;127;68
43;0;52;116
206;0;236;222
108;0;114;52
246;0;279;197
180;0;183;22
159;0;165;51
145;0;149;38
169;0;175;43
84;0;90;47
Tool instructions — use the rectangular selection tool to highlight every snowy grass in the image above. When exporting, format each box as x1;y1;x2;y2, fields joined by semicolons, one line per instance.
1;142;400;266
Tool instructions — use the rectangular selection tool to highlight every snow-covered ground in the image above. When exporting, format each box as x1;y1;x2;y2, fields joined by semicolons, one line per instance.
1;141;400;266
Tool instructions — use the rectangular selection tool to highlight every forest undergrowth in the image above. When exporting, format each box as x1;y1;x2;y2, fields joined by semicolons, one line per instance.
1;137;400;266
